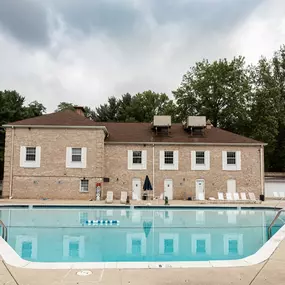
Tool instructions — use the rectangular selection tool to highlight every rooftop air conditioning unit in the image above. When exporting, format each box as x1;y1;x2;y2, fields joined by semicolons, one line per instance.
153;116;171;127
186;116;206;128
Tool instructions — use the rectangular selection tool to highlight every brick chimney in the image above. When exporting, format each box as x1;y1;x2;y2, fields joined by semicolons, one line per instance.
206;119;212;129
74;106;85;117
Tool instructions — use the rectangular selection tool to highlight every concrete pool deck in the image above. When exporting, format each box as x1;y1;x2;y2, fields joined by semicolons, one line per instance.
0;199;285;284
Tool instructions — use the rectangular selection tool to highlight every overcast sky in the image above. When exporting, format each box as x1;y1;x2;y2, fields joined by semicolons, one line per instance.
0;0;285;112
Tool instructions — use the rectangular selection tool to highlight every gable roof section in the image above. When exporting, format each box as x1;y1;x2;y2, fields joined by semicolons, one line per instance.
95;122;264;145
4;110;99;127
3;111;264;145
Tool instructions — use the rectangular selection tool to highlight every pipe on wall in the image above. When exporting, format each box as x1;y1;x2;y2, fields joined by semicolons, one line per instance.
9;126;15;198
152;144;155;198
260;145;264;195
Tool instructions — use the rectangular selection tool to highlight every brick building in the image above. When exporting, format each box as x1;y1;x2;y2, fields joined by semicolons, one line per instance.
2;108;265;200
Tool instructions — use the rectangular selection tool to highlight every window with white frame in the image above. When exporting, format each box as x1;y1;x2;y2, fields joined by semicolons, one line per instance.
128;150;147;170
20;146;41;168
63;236;85;259
26;147;36;161
159;233;179;254
160;150;179;170
191;234;211;255
191;151;210;170
164;151;174;164
66;147;87;168
132;151;142;164
222;151;241;171
15;235;38;260
80;180;89;192
227;152;236;165
72;148;82;162
126;233;146;255
196;151;205;164
223;234;243;256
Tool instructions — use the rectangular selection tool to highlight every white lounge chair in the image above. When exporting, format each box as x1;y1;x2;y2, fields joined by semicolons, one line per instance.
240;192;247;201
248;192;257;202
279;192;285;198
218;192;224;201
273;192;279;198
233;193;240;201
120;191;128;204
226;193;233;201
197;193;205;201
105;191;113;204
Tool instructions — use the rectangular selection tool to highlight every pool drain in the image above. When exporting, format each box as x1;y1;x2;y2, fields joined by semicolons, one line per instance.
77;270;92;276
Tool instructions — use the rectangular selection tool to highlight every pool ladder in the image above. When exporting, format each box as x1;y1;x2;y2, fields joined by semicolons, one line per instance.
268;208;285;239
0;220;7;241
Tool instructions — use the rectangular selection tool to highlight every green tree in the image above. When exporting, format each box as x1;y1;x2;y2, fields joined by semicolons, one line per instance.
0;90;46;179
173;57;251;134
55;102;75;112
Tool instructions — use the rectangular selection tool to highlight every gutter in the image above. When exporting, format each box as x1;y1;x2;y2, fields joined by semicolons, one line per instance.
105;141;267;146
2;125;109;136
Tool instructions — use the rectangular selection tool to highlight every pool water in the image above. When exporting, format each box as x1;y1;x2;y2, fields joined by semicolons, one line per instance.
0;207;284;263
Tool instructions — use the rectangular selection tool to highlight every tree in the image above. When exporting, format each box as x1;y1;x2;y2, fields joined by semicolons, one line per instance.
55;102;75;112
173;57;251;134
0;90;46;179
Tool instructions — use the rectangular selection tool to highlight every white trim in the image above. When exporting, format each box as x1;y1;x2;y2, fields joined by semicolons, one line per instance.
222;151;241;171
20;146;41;168
191;234;211;255
63;236;85;259
128;150;147;170
0;222;284;269
191;151;210;170
80;180;89;193
160;150;179;170
126;233;146;255
66;147;87;169
3;125;109;134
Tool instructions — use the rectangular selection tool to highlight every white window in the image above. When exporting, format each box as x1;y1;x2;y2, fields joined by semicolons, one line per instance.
63;236;85;259
160;150;179;170
79;212;88;225
66;147;87;168
128;150;147;170
20;146;41;168
222;151;241;171
80;180;89;192
72;148;82;162
191;151;210;170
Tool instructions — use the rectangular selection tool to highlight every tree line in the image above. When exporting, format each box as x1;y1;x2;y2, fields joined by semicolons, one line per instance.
1;45;285;179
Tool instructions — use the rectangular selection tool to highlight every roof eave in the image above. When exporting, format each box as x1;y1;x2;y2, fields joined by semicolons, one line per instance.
2;124;109;135
104;141;267;146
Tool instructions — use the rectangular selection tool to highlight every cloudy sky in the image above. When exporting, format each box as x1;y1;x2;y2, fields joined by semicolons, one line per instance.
0;0;285;112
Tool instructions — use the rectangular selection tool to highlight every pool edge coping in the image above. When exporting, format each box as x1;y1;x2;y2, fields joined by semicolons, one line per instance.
0;207;284;269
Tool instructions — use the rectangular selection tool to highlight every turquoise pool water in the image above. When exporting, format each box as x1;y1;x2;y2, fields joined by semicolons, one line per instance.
0;207;284;263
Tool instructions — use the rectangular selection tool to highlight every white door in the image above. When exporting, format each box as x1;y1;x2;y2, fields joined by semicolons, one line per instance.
195;179;205;198
265;181;285;198
227;179;236;193
132;178;141;200
164;179;173;200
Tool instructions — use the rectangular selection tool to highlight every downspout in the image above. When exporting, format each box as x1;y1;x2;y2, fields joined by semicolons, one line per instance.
152;144;155;198
260;145;264;196
9;126;15;198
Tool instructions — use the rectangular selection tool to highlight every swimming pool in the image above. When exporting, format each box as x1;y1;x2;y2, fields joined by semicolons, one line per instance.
0;206;284;268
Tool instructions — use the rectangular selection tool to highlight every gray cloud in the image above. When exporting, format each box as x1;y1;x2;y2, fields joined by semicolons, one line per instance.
0;0;283;112
0;0;49;46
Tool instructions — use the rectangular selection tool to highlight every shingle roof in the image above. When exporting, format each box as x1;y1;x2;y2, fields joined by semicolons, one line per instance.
94;122;263;145
3;110;264;145
5;110;98;126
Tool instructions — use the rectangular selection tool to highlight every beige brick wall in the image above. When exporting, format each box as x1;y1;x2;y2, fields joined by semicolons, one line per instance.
103;144;262;200
3;128;105;199
3;127;263;200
